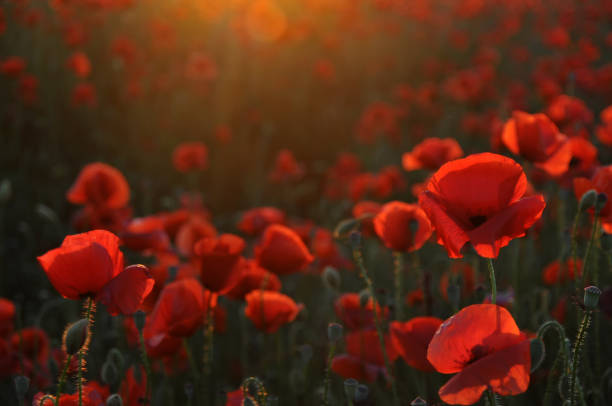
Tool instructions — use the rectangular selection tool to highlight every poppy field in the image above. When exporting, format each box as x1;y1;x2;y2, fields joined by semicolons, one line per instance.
4;0;612;405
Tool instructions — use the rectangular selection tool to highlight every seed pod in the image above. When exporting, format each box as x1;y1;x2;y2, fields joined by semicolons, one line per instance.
63;318;89;355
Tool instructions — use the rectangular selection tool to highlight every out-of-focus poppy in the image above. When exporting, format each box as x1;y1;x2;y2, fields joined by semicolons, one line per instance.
172;142;208;172
269;149;304;183
439;262;477;301
0;56;25;77
67;52;91;78
120;216;171;253
331;329;396;382
18;74;38;104
596;105;612;146
120;365;146;406
34;383;106;406
573;165;612;233
244;290;301;333
542;259;582;285
546;95;593;128
194;234;245;293
373;201;432;252
244;0;288;43
427;304;531;404
175;217;217;257
419;153;546;258
72;82;97;107
71;205;132;234
390;317;443;372
37;230;154;315
352;201;381;235
67;163;130;209
238;207;285;236
224;259;282;300
11;327;49;365
0;298;15;338
184;52;218;82
501;111;571;177
334;293;388;331
402;137;464;172
355;102;400;144
148;278;214;340
255;224;314;275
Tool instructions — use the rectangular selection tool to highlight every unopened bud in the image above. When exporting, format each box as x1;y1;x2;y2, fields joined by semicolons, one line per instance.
349;231;362;249
134;311;146;331
358;290;370;308
344;379;358;400
106;394;123;406
322;267;341;291
354;384;369;402
184;382;194;400
579;189;597;211
584;286;602;310
328;323;344;343
596;193;608;212
101;360;118;385
334;218;360;239
63;318;89;355
14;375;29;400
106;348;125;371
411;397;427;406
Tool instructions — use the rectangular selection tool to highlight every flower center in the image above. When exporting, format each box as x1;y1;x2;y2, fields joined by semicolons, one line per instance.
469;215;487;228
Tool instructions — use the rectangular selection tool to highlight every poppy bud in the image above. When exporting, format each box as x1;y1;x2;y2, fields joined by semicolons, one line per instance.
358;290;370;308
63;318;89;355
354;384;369;402
13;375;29;400
0;179;11;204
579;189;597;211
134;310;146;331
596;193;608;212
411;397;427;406
584;286;602;309
343;379;358;401
327;323;343;343
101;360;119;385
322;266;341;291
106;348;125;371
349;230;362;249
530;338;546;373
106;394;123;406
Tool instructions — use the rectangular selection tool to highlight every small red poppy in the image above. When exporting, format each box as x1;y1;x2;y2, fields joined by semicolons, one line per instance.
37;230;154;315
334;293;388;331
224;259;282;300
244;290;302;333
374;201;433;252
172;142;208;172
255;224;314;275
175;217;217;256
0;298;15;338
427;304;531;405
269;149;304;183
542;259;582;285
331;329;396;382
418;153;546;258
194;234;245;293
390;317;443;372
238;207;285;236
573;165;612;232
67;162;130;209
501;111;571;176
402;137;464;171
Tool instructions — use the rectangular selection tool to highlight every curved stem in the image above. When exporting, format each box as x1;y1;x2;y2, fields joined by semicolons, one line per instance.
54;353;72;406
580;217;599;288
322;343;336;406
352;247;399;406
570;311;592;405
78;298;94;406
487;259;497;305
393;252;404;321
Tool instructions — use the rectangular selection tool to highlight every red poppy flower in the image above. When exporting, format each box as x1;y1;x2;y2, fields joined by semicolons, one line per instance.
255;224;314;275
427;304;531;405
374;201;433;252
175;217;217;256
352;201;381;235
269;149;304;183
67;163;130;209
72;82;97;107
11;327;49;364
574;165;612;233
596;105;612;146
501;111;571;176
238;207;285;236
194;234;245;293
37;230;154;315
546;95;593;127
331;330;396;382
542;259;582;285
0;298;15;338
172;142;208;172
224;259;282;300
184;52;218;82
120;216;171;253
148;278;215;339
34;383;106;406
390;317;443;372
418;153;546;258
0;56;25;77
439;262;476;301
67;52;91;78
18;74;38;104
225;389;244;406
244;290;302;333
214;125;232;144
402;137;464;172
120;366;146;406
335;293;388;331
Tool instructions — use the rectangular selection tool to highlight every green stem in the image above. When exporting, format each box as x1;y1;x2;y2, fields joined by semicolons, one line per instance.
580;217;599;288
352;247;399;406
570;311;593;405
571;209;581;291
323;343;336;406
487;259;497;305
138;330;152;404
393;252;404;321
54;353;72;406
487;389;498;405
78;298;94;406
202;297;215;405
182;339;199;384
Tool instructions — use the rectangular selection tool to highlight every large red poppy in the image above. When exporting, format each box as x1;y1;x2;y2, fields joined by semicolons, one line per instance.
373;201;433;252
573;165;612;233
38;230;154;315
244;290;301;333
427;304;531;405
418;153;546;258
67;162;130;209
390;317;443;372
255;224;314;275
194;234;245;293
501;111;571;176
402;137;464;171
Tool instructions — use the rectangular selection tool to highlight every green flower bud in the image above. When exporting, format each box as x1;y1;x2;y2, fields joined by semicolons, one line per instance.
327;323;344;343
349;231;362;249
579;189;597;211
358;289;370;308
63;318;89;355
596;193;609;212
13;375;30;400
322;266;341;291
354;384;369;402
584;286;602;310
106;348;125;371
101;360;119;385
344;379;358;401
106;394;123;406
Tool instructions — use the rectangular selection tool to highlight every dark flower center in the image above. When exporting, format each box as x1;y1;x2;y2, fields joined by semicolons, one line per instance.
569;157;581;169
470;344;489;362
469;215;488;228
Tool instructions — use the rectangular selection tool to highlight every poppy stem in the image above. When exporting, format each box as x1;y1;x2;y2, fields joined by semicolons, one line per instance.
138;329;152;404
202;298;215;405
322;342;336;406
487;389;498;405
351;246;400;406
393;252;404;321
580;216;599;289
486;259;497;305
78;298;94;406
54;353;72;406
182;339;200;385
537;320;570;405
569;309;592;405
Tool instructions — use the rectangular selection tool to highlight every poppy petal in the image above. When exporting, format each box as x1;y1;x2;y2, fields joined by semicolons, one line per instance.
97;265;155;315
